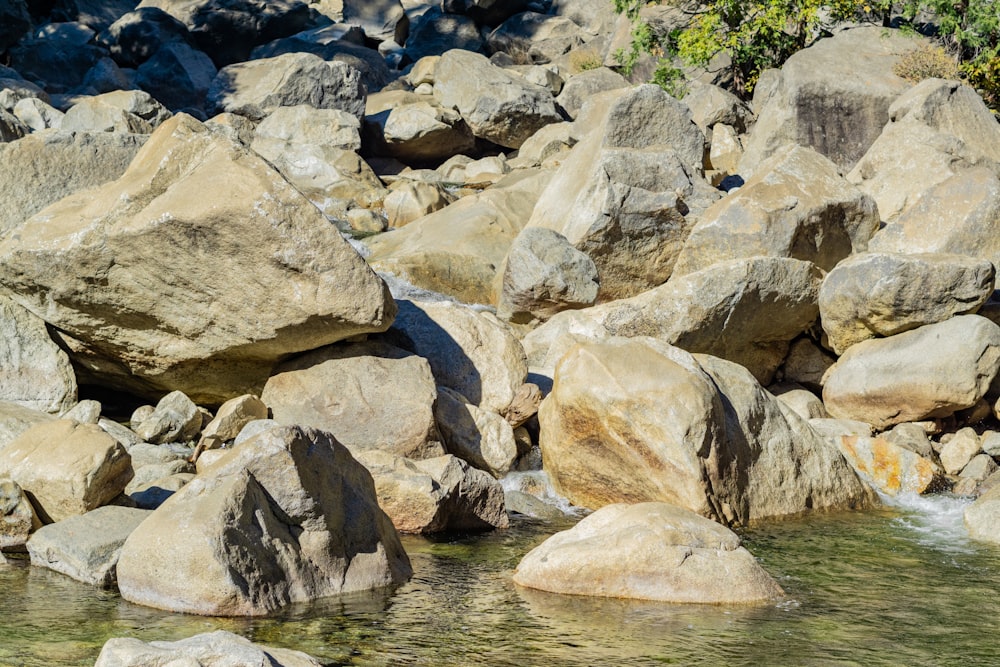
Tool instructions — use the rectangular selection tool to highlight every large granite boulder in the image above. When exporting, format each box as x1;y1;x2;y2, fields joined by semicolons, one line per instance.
366;169;551;304
524;256;823;385
739;27;918;174
136;0;312;66
0;420;132;523
342;0;407;43
0;293;77;414
539;338;871;526
383;299;527;414
0;114;395;404
433;49;561;149
208;52;367;121
526;84;715;300
513;502;784;603
262;340;444;460
823;316;1000;429
95;631;324;667
366;95;476;165
354;450;509;533
134;40;218;112
26;506;150;586
116;425;412;616
847;78;1000;222
0;130;146;236
672;145;880;277
819;252;995;355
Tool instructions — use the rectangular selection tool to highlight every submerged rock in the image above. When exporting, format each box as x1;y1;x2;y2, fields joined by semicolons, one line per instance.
513;502;784;604
95;630;324;667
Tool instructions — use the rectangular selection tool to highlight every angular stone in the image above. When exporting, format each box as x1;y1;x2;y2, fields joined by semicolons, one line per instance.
838;434;942;496
0;420;132;523
673;145;880;277
0;479;41;551
819;252;995;355
823;316;1000;429
262;340;444;460
199;394;267;444
383;180;454;228
116;425;411;615
133;391;201;444
354;450;509;533
434;387;518;476
940;428;982;476
513;502;784;604
554;67;628;119
0;114;395;404
26;506;151;586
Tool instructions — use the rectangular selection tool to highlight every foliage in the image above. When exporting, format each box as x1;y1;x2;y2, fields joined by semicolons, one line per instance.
892;42;961;81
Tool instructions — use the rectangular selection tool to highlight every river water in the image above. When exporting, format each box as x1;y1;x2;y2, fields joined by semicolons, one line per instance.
1;493;997;667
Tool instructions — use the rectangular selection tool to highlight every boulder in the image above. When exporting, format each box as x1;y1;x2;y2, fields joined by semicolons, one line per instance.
62;90;173;133
0;130;146;236
0;293;77;414
208;52;366;121
0;479;41;551
404;8;483;62
838;434;942;496
434;387;518;476
134;40;218;112
771;384;828;421
940;428;982;476
116;425;411;615
0;402;56;452
26;506;151;586
354;450;509;533
0;420;132;523
819;252;995;355
539;338;871;525
443;0;531;26
739;27;917;174
50;0;138;32
673;145;880;277
342;0;407;44
433;49;561;149
883;422;935;458
526;85;714;300
95;631;323;667
869;167;1000;270
366;169;551;304
553;67;628;119
823;316;1000;429
9;22;105;94
262;340;445;460
514;121;576;165
368;99;477;165
133;391;202;444
781;337;835;393
513;502;784;604
682;80;752;134
100;7;194;68
0;0;30;51
198;394;267;445
965;483;1000;545
383;299;528;414
486;12;585;64
0;114;395;404
136;0;312;66
0;109;27;142
12;98;63;131
847;79;1000;221
525;256;823;385
383;180;454;228
496;226;599;324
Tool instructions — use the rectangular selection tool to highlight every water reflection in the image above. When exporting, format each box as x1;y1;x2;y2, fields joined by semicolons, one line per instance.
2;501;1000;666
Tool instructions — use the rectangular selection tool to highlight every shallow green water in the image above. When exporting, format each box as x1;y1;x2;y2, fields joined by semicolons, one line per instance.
1;495;998;667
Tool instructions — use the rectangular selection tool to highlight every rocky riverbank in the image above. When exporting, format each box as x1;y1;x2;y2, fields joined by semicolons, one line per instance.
1;0;1000;664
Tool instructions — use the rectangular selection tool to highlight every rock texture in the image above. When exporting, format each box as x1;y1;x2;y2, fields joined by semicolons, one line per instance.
513;502;784;603
116;425;411;616
95;630;324;667
0;114;395;404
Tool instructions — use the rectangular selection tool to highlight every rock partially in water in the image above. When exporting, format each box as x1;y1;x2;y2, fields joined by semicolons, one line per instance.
513;502;784;604
95;630;323;667
838;434;943;496
0;479;40;552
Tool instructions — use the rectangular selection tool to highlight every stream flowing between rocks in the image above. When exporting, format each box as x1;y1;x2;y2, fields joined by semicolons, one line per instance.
1;493;996;667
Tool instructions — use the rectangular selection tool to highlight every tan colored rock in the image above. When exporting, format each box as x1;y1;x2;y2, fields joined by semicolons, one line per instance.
366;168;551;304
0;479;41;551
673;145;880;277
0;293;77;414
116;425;411;616
354;450;509;533
708;123;742;173
838;434;942;496
0;401;56;452
61;90;171;134
133;391;201;445
0;420;132;523
848;79;1000;221
940;428;982;476
771;384;828;421
964;483;1000;544
434;387;517;476
383;179;453;228
782;337;836;392
823;316;1000;429
385;299;528;414
819;252;994;355
539;338;871;525
375;99;476;164
95;630;324;667
0;114;395;404
513;502;784;604
199;394;268;444
262;340;444;460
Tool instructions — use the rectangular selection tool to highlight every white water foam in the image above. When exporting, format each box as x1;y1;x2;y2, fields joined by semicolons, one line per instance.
501;470;583;517
881;491;976;554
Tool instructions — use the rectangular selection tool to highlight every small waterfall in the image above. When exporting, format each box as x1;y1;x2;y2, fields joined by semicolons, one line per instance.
881;491;976;554
500;469;583;517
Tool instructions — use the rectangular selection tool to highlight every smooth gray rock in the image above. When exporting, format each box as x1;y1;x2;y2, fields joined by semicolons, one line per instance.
26;506;150;586
95;630;324;667
554;67;628;119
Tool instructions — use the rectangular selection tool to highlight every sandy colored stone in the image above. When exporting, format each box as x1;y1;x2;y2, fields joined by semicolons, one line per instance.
95;630;323;667
838;434;942;496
